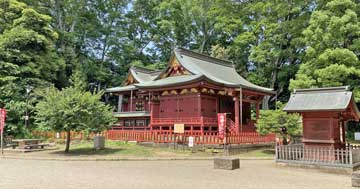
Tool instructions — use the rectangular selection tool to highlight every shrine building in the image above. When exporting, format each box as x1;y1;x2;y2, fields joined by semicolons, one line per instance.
106;48;274;134
284;86;360;149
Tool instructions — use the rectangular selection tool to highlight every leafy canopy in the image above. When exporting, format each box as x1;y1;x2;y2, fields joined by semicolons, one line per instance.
256;102;302;144
290;0;360;100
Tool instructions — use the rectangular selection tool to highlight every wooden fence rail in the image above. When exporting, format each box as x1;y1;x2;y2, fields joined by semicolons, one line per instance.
275;144;360;167
32;130;275;145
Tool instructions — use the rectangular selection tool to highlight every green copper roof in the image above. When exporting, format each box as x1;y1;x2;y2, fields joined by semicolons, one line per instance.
135;75;203;88
284;86;359;113
106;48;274;94
130;66;161;83
113;111;150;118
106;85;137;93
175;48;273;93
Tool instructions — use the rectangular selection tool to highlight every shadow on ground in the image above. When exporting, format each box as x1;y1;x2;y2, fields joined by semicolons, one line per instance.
49;148;125;156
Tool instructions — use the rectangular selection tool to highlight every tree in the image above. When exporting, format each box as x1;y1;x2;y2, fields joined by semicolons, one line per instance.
231;0;313;106
290;0;360;100
34;87;114;152
256;102;302;144
0;0;64;136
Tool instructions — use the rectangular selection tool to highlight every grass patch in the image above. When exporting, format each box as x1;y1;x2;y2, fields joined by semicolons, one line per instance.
239;149;275;158
52;140;197;157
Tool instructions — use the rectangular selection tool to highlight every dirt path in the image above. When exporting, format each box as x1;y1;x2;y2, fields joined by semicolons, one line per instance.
0;159;351;189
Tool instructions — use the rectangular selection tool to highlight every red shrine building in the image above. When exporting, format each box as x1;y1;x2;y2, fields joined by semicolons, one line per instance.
284;86;360;149
106;48;274;134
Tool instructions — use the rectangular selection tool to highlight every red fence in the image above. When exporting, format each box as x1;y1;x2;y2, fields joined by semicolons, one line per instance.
33;130;275;145
105;130;275;145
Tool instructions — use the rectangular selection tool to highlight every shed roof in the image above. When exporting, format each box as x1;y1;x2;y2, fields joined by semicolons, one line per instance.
284;86;359;112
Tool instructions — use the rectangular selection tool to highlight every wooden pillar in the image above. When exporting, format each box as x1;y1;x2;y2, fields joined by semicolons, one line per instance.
234;93;240;134
342;120;346;144
130;90;133;112
117;94;123;112
256;101;260;120
200;116;204;135
240;88;243;133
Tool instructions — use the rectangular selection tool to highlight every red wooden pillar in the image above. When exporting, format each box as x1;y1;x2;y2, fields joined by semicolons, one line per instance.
200;116;204;135
341;120;346;144
256;101;260;120
234;94;240;134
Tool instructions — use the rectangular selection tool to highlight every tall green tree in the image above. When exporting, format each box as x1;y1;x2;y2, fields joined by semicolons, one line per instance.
0;0;64;136
231;0;313;106
290;0;360;100
35;86;114;152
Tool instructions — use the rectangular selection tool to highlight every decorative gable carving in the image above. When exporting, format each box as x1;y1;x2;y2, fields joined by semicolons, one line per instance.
159;57;191;79
123;73;138;86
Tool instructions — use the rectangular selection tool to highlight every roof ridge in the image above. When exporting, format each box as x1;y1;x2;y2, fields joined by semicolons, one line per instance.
294;86;350;94
131;66;161;74
175;47;234;68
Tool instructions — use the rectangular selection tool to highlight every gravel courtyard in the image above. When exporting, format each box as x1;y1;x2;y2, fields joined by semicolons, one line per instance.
0;159;351;189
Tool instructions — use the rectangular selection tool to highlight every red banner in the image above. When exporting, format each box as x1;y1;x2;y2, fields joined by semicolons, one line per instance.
0;109;6;133
217;113;226;140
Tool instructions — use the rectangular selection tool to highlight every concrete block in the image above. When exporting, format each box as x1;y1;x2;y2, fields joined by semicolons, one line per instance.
214;157;240;170
352;171;360;187
94;136;105;150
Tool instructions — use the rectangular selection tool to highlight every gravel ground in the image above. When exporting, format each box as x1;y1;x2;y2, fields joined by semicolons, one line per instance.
0;159;352;189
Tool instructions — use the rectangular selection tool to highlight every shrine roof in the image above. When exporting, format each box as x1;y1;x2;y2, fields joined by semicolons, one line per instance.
107;48;274;94
135;74;203;88
129;66;161;83
172;48;273;93
113;111;150;118
106;85;137;93
284;86;360;114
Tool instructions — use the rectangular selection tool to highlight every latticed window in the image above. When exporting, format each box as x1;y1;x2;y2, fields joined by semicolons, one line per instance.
136;101;144;111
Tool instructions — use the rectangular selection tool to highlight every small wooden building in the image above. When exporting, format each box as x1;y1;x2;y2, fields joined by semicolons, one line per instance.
106;48;274;134
284;86;360;149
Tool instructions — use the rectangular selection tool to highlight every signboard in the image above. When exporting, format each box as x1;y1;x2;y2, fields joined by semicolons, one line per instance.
174;124;185;134
355;132;360;141
217;113;226;140
188;136;194;148
0;109;6;133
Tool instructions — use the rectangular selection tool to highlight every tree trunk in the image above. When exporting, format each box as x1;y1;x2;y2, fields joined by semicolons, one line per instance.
65;130;71;153
282;135;288;145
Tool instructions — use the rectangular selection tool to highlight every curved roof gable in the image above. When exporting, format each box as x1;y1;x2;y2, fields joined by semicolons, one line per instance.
174;48;273;93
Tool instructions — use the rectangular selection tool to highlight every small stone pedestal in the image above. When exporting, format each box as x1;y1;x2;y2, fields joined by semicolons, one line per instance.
214;157;240;170
352;171;360;187
94;135;105;150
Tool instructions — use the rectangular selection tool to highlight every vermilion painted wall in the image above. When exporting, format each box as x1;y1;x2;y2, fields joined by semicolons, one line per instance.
302;112;343;149
159;94;201;118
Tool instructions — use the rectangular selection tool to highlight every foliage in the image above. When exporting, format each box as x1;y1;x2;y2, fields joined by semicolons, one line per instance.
290;0;360;100
1;0;359;139
34;86;114;152
0;0;63;136
256;102;302;144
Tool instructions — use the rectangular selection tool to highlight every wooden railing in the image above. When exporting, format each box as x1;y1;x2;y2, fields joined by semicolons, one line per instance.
105;130;275;145
33;130;275;145
276;144;360;167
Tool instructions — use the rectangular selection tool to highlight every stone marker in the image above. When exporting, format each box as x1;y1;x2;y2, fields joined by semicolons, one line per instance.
94;135;105;150
352;171;360;187
214;157;240;170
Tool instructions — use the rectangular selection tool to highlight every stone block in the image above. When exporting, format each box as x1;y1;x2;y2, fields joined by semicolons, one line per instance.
353;171;360;187
214;157;240;170
94;136;105;150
